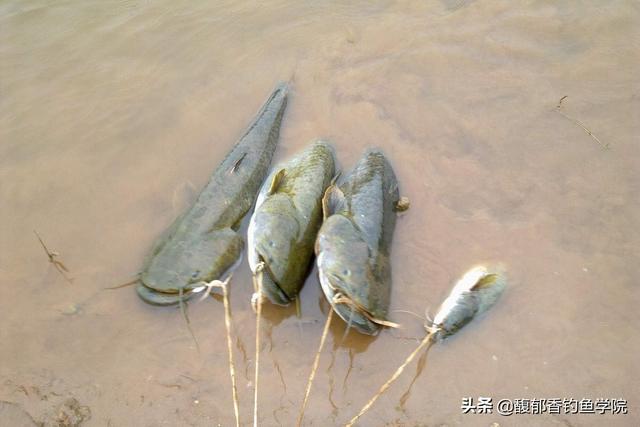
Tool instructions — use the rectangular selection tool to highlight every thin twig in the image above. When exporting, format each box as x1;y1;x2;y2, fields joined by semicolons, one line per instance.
555;96;609;149
556;95;568;109
297;308;334;427
345;331;436;427
34;230;72;283
212;278;240;427
196;277;240;425
398;347;429;409
253;263;265;427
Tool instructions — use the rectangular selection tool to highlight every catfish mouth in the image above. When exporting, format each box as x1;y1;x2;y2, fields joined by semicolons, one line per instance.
138;269;233;306
139;245;246;306
138;276;202;300
140;268;202;295
254;254;291;305
139;268;240;306
136;282;195;306
317;269;392;335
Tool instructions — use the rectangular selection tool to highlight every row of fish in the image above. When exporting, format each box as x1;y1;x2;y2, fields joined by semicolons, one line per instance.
132;81;507;425
134;82;506;338
135;82;406;335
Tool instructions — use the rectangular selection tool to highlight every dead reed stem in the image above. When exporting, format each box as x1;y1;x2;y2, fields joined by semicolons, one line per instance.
197;277;239;426
34;230;72;283
296;308;334;427
556;95;609;149
219;280;240;427
345;331;436;427
253;264;265;427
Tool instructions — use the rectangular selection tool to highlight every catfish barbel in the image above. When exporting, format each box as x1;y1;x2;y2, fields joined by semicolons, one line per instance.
136;83;289;305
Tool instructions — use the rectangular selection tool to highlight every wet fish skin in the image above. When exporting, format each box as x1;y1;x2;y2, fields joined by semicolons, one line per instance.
248;139;336;304
136;83;289;305
316;150;401;335
429;266;506;340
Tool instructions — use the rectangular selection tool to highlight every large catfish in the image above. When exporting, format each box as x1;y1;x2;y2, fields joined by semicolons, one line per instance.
136;83;289;305
248;139;336;305
315;149;407;334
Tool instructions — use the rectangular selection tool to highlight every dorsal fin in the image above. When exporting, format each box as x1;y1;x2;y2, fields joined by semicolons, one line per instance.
330;171;341;186
267;168;286;195
322;184;345;220
471;273;498;290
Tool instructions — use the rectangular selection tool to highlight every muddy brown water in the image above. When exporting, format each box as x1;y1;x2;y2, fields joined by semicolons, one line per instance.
1;1;638;426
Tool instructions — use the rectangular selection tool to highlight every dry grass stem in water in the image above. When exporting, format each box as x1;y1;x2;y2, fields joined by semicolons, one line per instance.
197;276;240;427
221;281;240;427
345;332;435;427
346;266;506;426
556;96;609;149
296;308;334;427
34;230;72;283
252;262;265;427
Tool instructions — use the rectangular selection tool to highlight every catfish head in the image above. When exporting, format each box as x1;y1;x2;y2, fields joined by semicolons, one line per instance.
139;228;243;305
315;214;394;335
248;195;300;305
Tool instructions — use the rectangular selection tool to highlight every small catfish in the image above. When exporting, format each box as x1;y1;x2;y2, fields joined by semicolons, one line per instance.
135;82;289;305
315;149;406;335
427;265;506;339
248;139;336;305
345;266;507;426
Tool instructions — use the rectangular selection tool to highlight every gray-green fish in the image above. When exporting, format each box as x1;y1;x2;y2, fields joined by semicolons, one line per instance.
316;149;405;335
136;83;289;305
248;139;336;305
427;265;506;340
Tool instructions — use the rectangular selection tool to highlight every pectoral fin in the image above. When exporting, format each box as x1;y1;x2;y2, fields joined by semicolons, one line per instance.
394;196;410;212
268;168;286;195
471;273;499;290
172;181;197;215
322;184;345;220
330;171;342;186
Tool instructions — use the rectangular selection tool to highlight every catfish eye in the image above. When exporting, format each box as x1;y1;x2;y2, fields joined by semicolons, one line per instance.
342;269;351;277
269;240;276;247
191;270;200;278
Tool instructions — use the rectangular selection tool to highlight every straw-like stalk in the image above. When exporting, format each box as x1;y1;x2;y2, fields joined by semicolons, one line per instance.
252;263;265;427
345;331;436;426
207;277;240;427
344;266;506;426
296;308;334;427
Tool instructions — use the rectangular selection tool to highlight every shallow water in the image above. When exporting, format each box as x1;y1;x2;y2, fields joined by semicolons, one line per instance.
1;1;638;426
